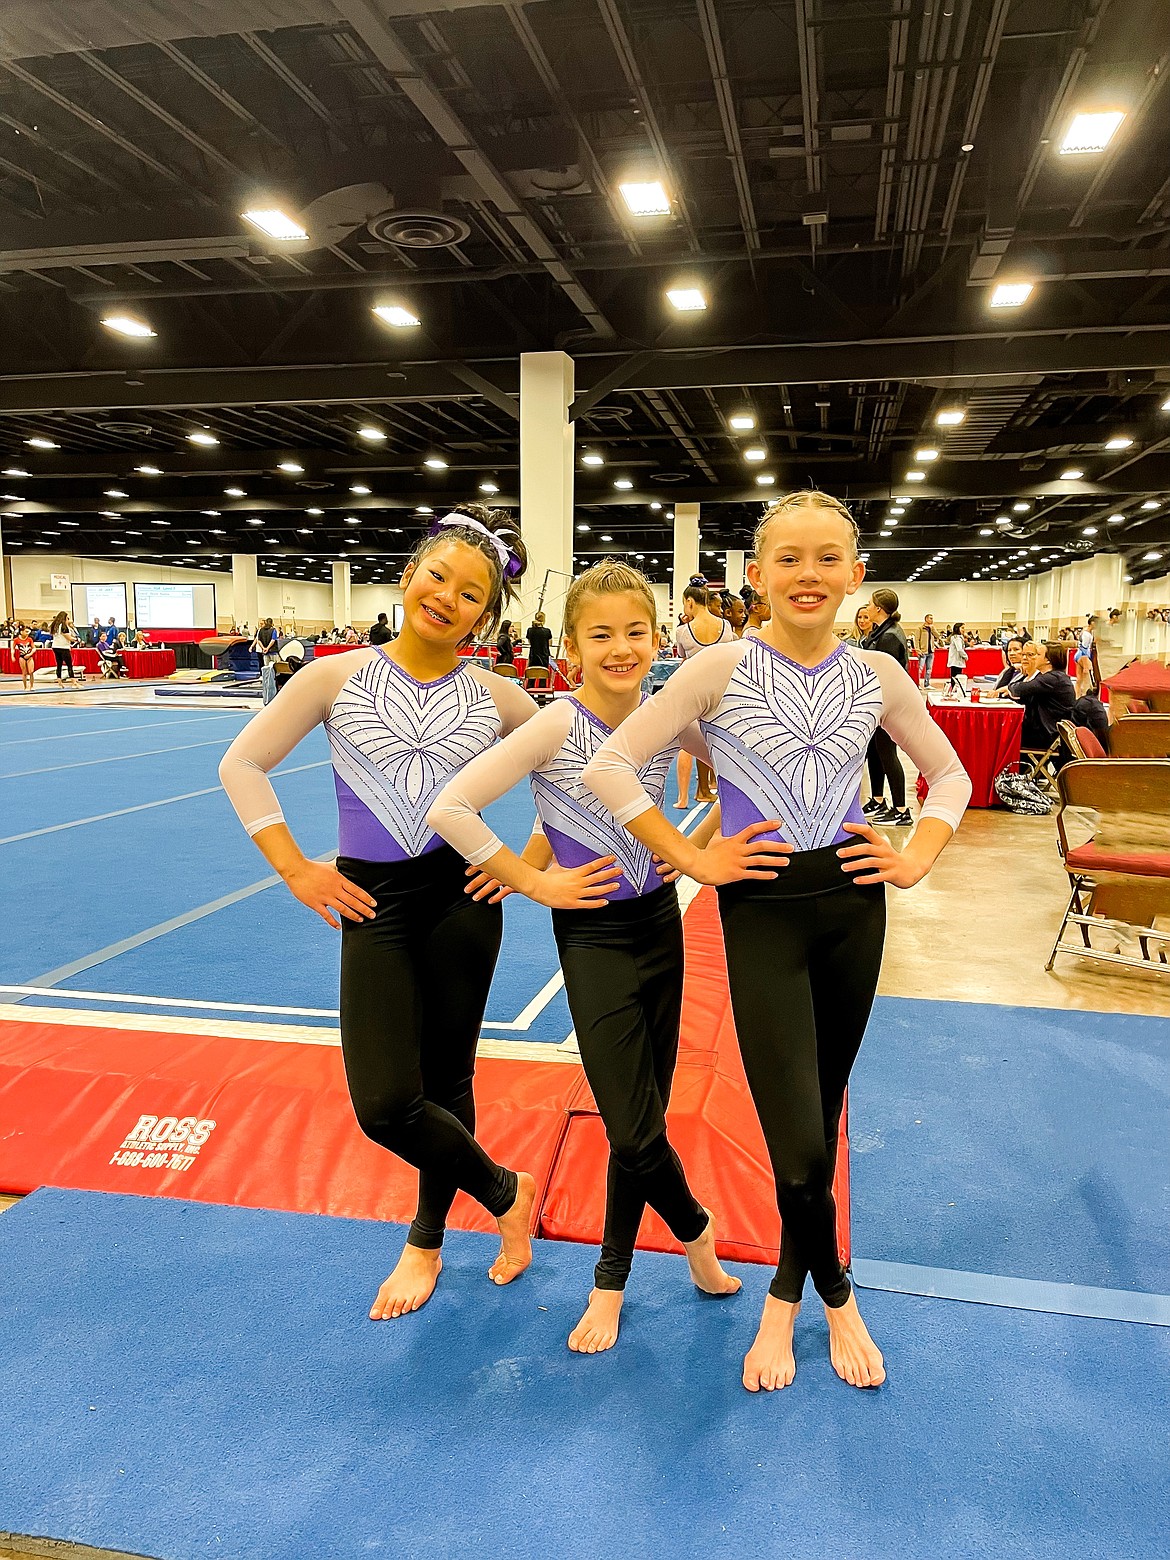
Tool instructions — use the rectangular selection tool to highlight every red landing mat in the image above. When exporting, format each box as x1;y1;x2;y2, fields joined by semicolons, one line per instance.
0;889;847;1267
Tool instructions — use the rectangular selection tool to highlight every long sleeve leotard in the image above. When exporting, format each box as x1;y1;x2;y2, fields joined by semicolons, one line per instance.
583;638;971;848
428;694;712;899
219;647;537;861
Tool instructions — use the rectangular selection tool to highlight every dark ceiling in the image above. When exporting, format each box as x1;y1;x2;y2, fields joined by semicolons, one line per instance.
1;0;1169;589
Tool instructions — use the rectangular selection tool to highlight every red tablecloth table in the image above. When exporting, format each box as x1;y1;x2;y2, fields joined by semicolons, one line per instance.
1;646;100;675
916;697;1024;808
121;649;176;678
312;642;364;656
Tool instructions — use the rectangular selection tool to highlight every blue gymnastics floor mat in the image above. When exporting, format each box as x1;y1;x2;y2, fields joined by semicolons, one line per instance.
0;1189;1167;1560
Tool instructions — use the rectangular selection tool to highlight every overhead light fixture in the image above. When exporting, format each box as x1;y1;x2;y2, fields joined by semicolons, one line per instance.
614;478;634;490
202;510;220;517
26;437;58;449
372;304;421;328
1012;501;1031;513
995;516;1012;527
278;461;304;474
1059;468;1084;481
978;527;994;536
1141;500;1160;510
666;287;707;312
1143;551;1162;562
1082;526;1098;537
224;486;245;498
416;505;433;515
357;426;386;442
756;474;775;486
619;180;671;216
890;506;905;516
479;480;499;495
1105;435;1132;450
344;516;361;525
935;408;965;427
905;470;926;482
989;281;1033;308
136;465;163;476
886;518;899;528
188;431;218;446
104;488;128;498
423;456;447;470
728;413;756;431
247;517;263;526
98;510;119;518
649;501;662;511
1107;513;1125;523
913;448;939;462
880;529;891;538
581;452;605;467
350;484;371;496
743;447;767;463
102;314;157;339
1059;110;1125;156
241;208;307;240
3;468;30;477
577;523;590;533
600;533;614;542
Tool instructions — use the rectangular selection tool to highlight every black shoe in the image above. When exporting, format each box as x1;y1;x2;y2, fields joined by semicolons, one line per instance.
862;797;885;816
869;804;897;824
889;808;913;827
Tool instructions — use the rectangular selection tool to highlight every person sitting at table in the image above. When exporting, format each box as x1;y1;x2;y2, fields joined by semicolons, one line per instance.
130;627;150;648
1006;640;1075;754
1068;686;1110;753
986;637;1026;695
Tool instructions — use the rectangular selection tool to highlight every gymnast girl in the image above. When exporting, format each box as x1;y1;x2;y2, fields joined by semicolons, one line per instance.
427;560;780;1353
584;492;971;1390
220;506;559;1321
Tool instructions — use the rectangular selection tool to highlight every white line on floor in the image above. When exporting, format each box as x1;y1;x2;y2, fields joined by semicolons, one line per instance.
0;734;238;779
0;759;328;846
0;712;249;747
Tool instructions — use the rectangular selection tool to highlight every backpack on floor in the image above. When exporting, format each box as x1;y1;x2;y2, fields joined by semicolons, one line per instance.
993;767;1054;816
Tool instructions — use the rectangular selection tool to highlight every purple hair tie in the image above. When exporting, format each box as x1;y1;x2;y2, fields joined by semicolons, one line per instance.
429;511;522;579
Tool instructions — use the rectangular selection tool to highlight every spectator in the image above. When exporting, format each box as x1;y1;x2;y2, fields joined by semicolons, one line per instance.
1068;686;1110;753
1007;640;1076;753
946;622;968;697
847;604;873;647
48;611;79;686
368;612;393;646
988;637;1026;695
252;618;280;661
918;612;940;687
1074;614;1098;698
657;623;672;654
495;619;518;666
861;589;912;826
526;610;552;670
89;617;103;647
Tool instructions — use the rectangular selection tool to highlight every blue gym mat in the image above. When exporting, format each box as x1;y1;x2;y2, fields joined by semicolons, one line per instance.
0;1189;1166;1560
852;997;1170;1296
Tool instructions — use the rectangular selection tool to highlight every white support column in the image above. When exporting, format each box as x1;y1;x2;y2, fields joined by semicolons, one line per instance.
725;549;746;595
232;554;258;633
520;351;575;636
332;560;352;629
673;503;700;616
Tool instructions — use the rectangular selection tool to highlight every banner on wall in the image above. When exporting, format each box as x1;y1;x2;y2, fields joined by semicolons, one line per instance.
49;573;69;591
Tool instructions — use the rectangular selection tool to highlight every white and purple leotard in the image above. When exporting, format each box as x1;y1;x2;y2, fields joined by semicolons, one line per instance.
219;647;537;861
584;639;971;847
427;695;712;900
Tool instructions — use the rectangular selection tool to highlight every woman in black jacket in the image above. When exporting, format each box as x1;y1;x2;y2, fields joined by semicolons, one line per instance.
861;589;912;826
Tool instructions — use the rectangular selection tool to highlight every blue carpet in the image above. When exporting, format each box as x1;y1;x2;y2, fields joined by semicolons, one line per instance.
853;996;1170;1296
0;1189;1166;1560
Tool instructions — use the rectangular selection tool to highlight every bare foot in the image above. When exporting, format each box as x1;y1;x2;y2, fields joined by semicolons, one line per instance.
684;1210;742;1296
743;1295;799;1391
567;1288;623;1353
369;1243;442;1320
488;1171;536;1285
825;1291;886;1387
674;799;689;809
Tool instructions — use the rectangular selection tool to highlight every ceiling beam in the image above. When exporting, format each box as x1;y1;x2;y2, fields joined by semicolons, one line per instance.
332;0;615;338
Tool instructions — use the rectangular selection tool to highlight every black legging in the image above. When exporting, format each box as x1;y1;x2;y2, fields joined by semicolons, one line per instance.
339;846;517;1248
718;844;886;1307
865;727;906;809
552;884;707;1290
52;647;74;681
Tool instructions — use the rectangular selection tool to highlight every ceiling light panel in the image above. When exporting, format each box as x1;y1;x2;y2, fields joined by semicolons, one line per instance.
242;209;307;240
989;282;1033;308
1059;111;1125;155
619;181;671;215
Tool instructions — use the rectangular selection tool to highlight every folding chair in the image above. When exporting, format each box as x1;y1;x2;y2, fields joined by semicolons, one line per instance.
1046;758;1170;974
491;662;519;679
1056;720;1106;761
1019;734;1064;790
1108;715;1170;758
523;663;553;704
